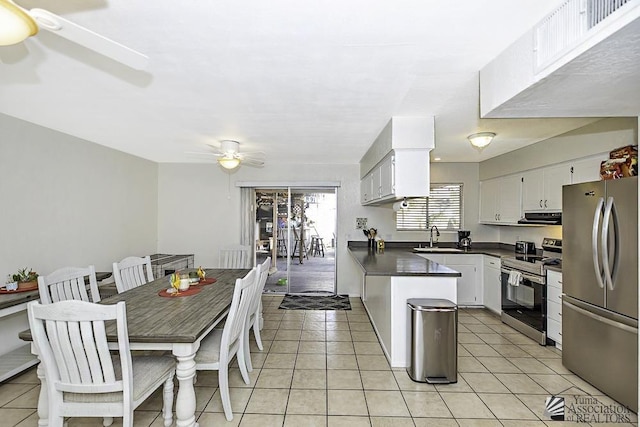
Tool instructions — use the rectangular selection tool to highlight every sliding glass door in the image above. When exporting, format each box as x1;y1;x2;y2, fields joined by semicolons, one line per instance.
255;187;336;294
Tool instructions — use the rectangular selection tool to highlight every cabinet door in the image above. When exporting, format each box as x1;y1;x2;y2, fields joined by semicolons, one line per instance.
497;174;522;223
571;155;605;184
449;264;478;305
522;169;544;212
543;164;571;211
360;174;372;204
482;257;501;314
379;155;394;198
370;168;382;200
479;179;499;223
445;254;481;306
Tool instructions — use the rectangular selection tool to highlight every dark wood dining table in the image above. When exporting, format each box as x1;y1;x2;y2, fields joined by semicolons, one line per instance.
21;268;251;427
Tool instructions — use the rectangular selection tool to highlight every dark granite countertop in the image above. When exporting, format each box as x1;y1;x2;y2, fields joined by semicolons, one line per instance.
347;241;533;277
349;248;462;277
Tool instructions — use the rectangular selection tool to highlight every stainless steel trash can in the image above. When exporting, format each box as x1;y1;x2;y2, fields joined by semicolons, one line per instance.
407;298;457;383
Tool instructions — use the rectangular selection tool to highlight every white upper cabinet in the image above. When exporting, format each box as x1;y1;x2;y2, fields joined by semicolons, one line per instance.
360;117;434;206
479;174;521;224
571;153;607;184
522;169;544;212
360;173;373;204
379;154;395;198
543;164;571;211
523;164;571;212
522;154;606;213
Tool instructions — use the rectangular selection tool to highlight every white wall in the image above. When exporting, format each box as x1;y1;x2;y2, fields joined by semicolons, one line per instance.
0;114;158;355
0;114;159;276
157;163;366;296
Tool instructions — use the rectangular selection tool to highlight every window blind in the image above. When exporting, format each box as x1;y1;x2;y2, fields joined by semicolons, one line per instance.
396;183;463;231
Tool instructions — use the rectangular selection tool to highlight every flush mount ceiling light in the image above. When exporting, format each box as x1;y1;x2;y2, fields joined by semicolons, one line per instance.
0;0;38;46
468;132;496;149
218;156;241;170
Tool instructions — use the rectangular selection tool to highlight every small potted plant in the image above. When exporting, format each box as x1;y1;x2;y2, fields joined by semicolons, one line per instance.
6;267;39;291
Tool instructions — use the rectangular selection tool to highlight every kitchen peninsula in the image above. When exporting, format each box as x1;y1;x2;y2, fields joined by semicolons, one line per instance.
349;244;461;368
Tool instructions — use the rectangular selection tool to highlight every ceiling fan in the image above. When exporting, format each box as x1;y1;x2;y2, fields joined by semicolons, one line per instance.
189;140;265;170
0;0;148;70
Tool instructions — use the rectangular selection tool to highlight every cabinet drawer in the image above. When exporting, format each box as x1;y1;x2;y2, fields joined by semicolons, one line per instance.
547;271;562;289
547;300;562;322
547;285;563;306
547;318;562;343
483;256;500;269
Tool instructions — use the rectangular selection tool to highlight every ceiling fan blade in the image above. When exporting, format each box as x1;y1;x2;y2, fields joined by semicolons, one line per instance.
28;8;149;70
241;157;265;167
205;143;226;154
185;151;223;157
240;151;266;158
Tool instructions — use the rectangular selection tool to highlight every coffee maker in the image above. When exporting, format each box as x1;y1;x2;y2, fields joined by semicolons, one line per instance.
457;230;472;249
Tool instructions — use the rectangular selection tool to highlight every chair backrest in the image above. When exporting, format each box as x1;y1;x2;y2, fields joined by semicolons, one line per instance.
248;257;270;322
113;256;154;293
38;265;101;304
220;268;257;358
27;300;133;414
219;245;251;268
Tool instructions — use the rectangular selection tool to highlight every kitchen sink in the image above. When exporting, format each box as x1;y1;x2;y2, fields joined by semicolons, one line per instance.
413;247;463;253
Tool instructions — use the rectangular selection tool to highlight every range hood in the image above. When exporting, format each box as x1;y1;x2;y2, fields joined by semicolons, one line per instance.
518;212;562;225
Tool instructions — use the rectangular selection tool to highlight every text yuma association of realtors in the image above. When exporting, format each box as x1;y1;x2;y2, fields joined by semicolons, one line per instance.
565;396;633;423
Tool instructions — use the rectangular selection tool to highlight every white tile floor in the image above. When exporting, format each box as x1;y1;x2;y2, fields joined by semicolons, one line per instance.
1;296;637;426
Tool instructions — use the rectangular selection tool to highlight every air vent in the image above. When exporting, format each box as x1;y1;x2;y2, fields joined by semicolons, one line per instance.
534;0;633;70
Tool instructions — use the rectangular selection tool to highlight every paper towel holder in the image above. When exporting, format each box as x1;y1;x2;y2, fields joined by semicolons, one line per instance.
393;198;409;211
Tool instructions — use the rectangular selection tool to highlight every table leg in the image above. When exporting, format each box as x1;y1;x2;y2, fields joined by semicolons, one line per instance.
173;345;198;427
36;358;48;427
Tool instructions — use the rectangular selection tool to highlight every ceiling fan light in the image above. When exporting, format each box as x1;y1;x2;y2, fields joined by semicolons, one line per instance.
0;0;38;46
218;157;240;170
468;132;496;149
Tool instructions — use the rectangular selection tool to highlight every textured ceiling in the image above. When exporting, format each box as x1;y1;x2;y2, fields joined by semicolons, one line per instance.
0;0;605;165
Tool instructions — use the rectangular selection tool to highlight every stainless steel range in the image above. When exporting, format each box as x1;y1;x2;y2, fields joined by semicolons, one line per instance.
500;238;562;345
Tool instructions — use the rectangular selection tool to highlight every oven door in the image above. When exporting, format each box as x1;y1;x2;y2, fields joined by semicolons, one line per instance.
501;268;546;332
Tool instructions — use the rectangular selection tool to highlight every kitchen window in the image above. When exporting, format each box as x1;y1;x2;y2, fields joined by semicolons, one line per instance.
396;183;463;231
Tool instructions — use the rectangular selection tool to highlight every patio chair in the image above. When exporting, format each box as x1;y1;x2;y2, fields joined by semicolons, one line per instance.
27;300;175;427
38;265;101;304
243;257;270;371
112;256;154;293
195;268;257;421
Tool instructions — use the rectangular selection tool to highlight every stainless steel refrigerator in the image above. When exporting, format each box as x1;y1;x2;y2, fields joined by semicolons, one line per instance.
562;176;637;411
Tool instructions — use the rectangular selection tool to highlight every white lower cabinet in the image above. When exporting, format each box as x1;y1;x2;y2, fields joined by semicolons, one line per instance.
416;253;488;307
546;270;563;348
482;256;501;314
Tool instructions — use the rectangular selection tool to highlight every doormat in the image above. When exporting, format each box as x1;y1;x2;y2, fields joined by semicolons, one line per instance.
279;294;351;310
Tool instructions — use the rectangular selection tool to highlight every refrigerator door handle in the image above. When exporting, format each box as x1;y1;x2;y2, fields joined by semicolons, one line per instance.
592;197;605;289
601;196;620;291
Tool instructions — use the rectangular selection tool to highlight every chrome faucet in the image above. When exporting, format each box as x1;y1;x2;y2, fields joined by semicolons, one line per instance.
429;225;440;247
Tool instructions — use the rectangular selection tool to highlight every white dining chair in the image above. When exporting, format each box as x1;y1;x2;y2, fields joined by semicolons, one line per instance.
243;257;270;372
38;265;101;304
112;256;154;293
27;300;175;427
219;245;251;268
195;268;257;421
